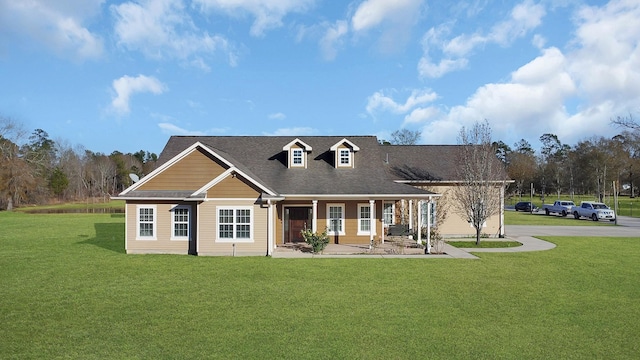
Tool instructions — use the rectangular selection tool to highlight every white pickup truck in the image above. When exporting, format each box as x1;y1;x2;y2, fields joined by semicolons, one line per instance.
542;200;576;217
572;201;616;221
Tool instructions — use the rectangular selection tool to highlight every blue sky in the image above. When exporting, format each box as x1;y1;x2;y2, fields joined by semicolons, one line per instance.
1;0;639;155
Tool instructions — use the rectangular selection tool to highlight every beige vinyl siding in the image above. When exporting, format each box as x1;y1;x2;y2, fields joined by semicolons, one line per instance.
401;184;502;238
139;148;228;191
125;201;190;254
198;200;268;256
276;200;382;245
206;174;261;199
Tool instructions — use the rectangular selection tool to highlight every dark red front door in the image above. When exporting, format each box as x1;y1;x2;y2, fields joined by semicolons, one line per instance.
288;207;311;243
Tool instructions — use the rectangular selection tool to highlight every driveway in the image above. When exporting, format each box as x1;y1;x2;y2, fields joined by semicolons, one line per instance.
506;215;640;237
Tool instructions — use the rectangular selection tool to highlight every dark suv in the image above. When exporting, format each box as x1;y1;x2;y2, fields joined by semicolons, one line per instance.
515;201;537;212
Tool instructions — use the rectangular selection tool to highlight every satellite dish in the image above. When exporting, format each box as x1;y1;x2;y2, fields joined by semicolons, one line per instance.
129;173;140;183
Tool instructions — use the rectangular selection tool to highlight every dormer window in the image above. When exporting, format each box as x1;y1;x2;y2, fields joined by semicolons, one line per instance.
339;149;351;166
282;138;312;169
292;149;303;166
330;138;360;169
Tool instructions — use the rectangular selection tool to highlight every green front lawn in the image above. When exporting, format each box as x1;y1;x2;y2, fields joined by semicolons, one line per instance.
1;212;639;359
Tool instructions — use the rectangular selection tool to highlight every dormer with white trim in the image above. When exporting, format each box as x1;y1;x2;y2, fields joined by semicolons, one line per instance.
330;138;360;169
282;138;312;169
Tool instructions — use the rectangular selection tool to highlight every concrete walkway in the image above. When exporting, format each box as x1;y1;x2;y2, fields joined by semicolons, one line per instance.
272;236;553;259
272;215;639;259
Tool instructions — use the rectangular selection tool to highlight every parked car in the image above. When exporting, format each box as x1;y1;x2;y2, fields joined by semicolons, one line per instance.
515;201;537;212
542;200;576;217
572;201;616;221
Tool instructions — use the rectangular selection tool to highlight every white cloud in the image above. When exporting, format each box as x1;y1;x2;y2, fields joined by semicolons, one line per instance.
263;127;317;136
0;0;104;60
268;112;286;120
158;122;206;135
419;0;546;78
319;20;348;61
193;0;316;37
111;75;168;115
422;0;640;148
366;89;438;116
351;0;423;32
112;0;237;70
351;0;423;53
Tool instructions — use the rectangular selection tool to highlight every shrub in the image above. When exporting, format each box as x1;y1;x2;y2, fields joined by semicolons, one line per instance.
301;228;329;253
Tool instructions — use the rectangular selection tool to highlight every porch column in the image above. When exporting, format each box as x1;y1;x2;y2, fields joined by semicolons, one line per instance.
426;199;431;254
417;200;422;246
312;200;318;233
499;185;505;237
267;200;274;255
408;200;413;230
369;200;375;248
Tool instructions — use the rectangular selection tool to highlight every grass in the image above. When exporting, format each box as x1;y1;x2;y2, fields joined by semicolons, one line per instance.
447;241;522;248
1;212;639;359
15;199;125;213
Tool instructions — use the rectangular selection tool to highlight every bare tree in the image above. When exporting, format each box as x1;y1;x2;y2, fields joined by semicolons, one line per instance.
450;121;508;245
0;117;35;210
611;113;639;131
390;129;422;145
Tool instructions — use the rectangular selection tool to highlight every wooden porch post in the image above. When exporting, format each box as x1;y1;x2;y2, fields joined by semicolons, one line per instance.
369;200;375;249
426;199;431;254
417;200;422;246
267;199;274;255
312;200;318;233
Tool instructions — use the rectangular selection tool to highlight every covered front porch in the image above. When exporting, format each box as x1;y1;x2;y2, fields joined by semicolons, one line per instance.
272;195;439;254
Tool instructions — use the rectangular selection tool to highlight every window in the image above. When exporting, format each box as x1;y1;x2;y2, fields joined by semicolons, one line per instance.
339;149;351;166
327;204;345;235
383;202;395;226
171;206;190;240
217;207;253;242
136;205;156;240
292;149;303;166
420;202;437;227
358;204;376;235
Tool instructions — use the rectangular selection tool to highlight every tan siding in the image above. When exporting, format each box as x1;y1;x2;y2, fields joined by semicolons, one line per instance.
404;184;502;238
139;148;227;191
206;175;261;199
125;201;191;254
198;200;268;256
275;200;385;245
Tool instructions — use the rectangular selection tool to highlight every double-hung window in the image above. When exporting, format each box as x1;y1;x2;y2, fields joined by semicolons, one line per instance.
358;204;376;235
292;149;303;166
171;206;190;240
217;207;253;242
383;202;395;226
137;205;156;240
339;149;351;166
420;201;437;227
327;204;345;235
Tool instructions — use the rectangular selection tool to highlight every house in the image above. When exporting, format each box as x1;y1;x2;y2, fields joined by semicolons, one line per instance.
115;136;507;256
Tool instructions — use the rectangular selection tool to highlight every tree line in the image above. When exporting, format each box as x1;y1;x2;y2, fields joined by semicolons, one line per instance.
498;128;640;202
0;117;158;211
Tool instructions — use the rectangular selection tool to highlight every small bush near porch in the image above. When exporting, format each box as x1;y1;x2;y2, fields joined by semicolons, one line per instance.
1;212;639;359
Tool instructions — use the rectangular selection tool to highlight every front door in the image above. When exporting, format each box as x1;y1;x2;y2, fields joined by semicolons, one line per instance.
287;207;311;243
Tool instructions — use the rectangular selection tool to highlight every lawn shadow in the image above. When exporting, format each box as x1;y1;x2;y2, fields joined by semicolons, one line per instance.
78;223;126;254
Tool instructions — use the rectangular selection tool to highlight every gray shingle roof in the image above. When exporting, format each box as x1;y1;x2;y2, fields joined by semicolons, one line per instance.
156;136;435;196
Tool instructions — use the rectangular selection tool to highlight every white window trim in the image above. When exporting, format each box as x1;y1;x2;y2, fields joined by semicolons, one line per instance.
291;148;304;167
326;203;345;236
136;205;157;240
216;206;254;243
170;205;190;241
357;203;376;236
383;201;395;226
338;148;351;167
